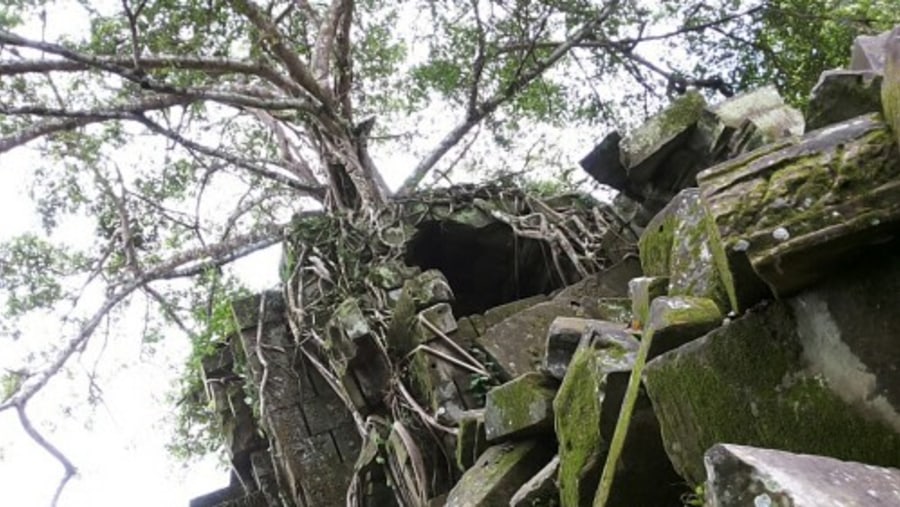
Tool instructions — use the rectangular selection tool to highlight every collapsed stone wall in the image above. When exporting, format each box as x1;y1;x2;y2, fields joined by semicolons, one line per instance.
192;26;900;507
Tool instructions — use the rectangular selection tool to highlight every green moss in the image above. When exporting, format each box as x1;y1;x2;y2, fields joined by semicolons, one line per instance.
484;372;556;441
644;303;900;483
639;214;676;277
554;348;607;507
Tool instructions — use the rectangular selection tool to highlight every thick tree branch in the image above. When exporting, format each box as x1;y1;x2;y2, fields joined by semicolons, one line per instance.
398;0;621;194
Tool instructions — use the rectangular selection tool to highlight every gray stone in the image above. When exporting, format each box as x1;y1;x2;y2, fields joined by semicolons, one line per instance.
725;103;804;157
553;256;642;314
415;302;458;342
509;455;560;507
408;341;477;425
628;276;668;328
407;269;454;310
697;85;792;162
699;113;900;298
484;372;557;442
645;296;722;359
851;30;892;71
705;444;900;507
579;131;630;197
643;298;900;485
639;188;733;312
482;294;548;328
456;409;488;471
807;70;883;131
445;440;555;507
543;317;626;380
594;297;633;324
620;91;707;185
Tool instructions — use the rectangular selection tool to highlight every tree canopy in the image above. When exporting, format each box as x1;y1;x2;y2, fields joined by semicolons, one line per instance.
0;0;896;503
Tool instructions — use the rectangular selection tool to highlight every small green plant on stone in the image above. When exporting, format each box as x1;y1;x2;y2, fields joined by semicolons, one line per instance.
681;483;706;506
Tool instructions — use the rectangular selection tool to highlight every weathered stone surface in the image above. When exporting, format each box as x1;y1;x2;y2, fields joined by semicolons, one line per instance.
231;290;286;330
369;261;420;290
640;188;732;312
554;328;679;507
851;30;891;71
387;422;454;502
445;440;555;507
406;269;455;310
705;444;900;507
456;409;488;471
645;296;722;359
644;300;900;485
553;256;642;312
807;70;883;131
725;103;804;157
415;302;458;342
883;26;900;147
628;276;668;327
326;297;371;372
476;300;582;378
594;297;633;324
483;294;548;328
697;85;800;162
579;131;629;196
509;455;560;507
620;91;707;185
698;113;900;298
409;341;477;425
484;372;558;441
543;317;627;380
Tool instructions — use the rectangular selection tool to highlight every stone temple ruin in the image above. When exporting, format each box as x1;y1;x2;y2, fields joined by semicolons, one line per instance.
190;27;900;507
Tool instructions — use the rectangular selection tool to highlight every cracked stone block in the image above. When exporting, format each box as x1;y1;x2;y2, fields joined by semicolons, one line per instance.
445;440;555;507
543;317;626;380
484;372;558;442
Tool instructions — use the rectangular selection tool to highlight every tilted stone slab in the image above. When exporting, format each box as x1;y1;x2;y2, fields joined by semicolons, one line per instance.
553;256;642;313
620;91;707;186
509;455;560;507
725;104;804;158
807;70;883;131
639;188;733;312
698;113;900;298
553;328;680;507
543;317;626;380
484;372;558;442
644;299;900;485
445;440;555;507
645;296;722;359
628;276;668;328
851;30;892;71
456;409;488;471
705;444;900;507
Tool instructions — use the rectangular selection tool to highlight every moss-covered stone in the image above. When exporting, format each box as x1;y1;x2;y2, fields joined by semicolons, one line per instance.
628;276;668;328
456;410;488;471
643;301;900;485
446;440;555;507
484;372;558;442
406;269;455;311
594;298;633;324
645;295;722;359
699;113;900;298
807;70;883;131
553;333;638;507
483;294;548;328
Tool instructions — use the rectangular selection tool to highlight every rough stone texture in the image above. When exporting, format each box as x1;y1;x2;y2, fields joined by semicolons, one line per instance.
639;188;733;312
628;276;668;328
620;91;707;186
705;444;900;507
476;300;582;379
851;30;892;71
645;296;722;359
509;455;560;507
456;409;488;471
554;327;681;507
483;294;548;328
579;131;629;197
698;113;900;298
406;269;455;310
644;300;900;485
697;85;802;162
445;440;555;507
807;70;883;131
593;297;633;324
484;372;558;442
883;26;900;147
415;302;458;343
409;340;479;426
543;317;626;380
553;256;642;313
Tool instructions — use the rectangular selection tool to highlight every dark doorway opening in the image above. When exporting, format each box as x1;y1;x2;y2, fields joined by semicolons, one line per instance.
404;220;577;316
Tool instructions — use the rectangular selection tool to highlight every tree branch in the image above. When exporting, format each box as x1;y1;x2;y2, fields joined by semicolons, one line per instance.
16;405;76;507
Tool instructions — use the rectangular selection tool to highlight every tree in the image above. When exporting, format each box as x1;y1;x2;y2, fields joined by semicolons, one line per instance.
0;0;896;504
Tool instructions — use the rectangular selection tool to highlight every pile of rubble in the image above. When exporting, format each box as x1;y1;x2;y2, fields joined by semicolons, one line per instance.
191;26;900;507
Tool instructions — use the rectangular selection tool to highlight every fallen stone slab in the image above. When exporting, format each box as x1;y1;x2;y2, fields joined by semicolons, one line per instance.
851;29;892;71
509;455;560;507
807;70;883;131
543;317;626;380
705;444;900;507
456;410;488;471
698;113;900;298
445;440;555;507
628;276;668;328
484;372;558;442
645;296;722;359
639;188;733;312
644;298;900;485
